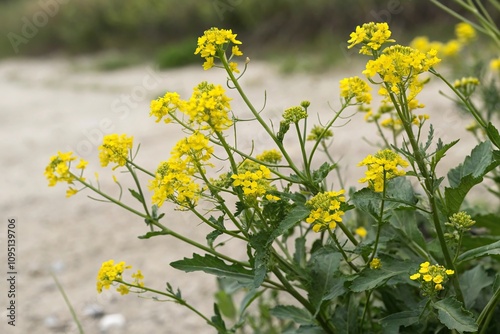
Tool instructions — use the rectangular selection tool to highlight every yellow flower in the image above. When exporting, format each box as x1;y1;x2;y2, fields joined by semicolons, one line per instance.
442;39;462;57
410;273;421;280
370;258;382;269
66;187;78;198
347;22;394;55
232;165;274;199
44;151;78;187
98;134;134;167
339;76;372;104
455;22;476;44
116;285;130;295
423;274;433;282
149;92;182;123
96;260;132;293
185;82;233;132
446;269;455;275
195;28;242;70
355;227;367;238
256;149;283;164
307;125;333;141
491;58;500;71
358;149;409;192
305;190;346;232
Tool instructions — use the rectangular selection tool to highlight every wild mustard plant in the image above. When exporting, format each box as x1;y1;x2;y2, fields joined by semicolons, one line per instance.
46;21;500;333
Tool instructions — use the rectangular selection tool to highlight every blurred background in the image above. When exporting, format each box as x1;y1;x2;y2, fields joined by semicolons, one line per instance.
1;0;499;70
1;1;499;333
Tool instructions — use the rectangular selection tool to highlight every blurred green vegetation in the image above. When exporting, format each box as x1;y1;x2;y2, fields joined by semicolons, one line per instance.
1;0;498;69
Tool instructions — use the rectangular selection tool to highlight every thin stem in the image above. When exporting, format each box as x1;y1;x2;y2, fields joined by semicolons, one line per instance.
51;272;84;334
74;173;148;219
368;171;387;265
328;229;360;273
478;283;500;333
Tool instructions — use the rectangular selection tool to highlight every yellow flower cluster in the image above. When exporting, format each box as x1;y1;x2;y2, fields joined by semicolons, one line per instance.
150;92;182;123
256;149;283;164
194;27;243;72
98;134;133;168
339;76;372;105
347;22;394;55
307;125;333;141
96;259;131;293
491;58;500;71
410;261;454;295
363;45;440;99
96;260;144;295
44;151;88;197
283;106;308;124
231;165;278;201
149;132;213;208
410;23;476;59
305;190;346;232
150;82;233;133
370;258;381;269
358;149;409;192
453;77;480;96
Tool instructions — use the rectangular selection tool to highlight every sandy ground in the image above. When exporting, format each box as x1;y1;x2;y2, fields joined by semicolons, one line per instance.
0;56;485;334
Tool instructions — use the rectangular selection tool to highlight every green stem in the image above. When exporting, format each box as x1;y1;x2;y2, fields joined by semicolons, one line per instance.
477;281;500;333
272;269;335;333
328;229;359;272
368;171;387;265
387;90;465;304
74;173;148;219
118;281;217;329
51;272;84;334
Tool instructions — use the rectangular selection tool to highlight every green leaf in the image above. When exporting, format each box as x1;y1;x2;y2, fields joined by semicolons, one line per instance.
350;257;411;292
445;141;499;214
206;216;225;248
215;290;236;319
249;232;271;288
389;209;427;252
138;230;169;239
211;303;228;333
352;177;417;220
293;237;307;268
307;247;344;315
270;305;313;325
433;297;478;332
128;188;143;202
486;122;500;149
432;139;460;172
170;254;254;286
448;141;493;187
460;265;494;309
270;204;310;241
457;240;500;263
380;309;422;332
312;162;335;183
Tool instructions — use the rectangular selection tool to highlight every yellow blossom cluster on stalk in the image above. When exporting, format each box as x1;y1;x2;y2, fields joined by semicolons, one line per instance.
347;22;394;55
282;105;308;124
98;134;134;168
363;45;440;99
370;258;382;269
339;76;372;105
358;149;409;192
410;262;455;296
305;190;346;232
231;164;279;202
97;260;144;295
453;77;480;96
194;27;243;72
44;151;88;197
150;82;233;133
149;132;214;208
307;125;333;141
256;149;283;164
410;22;476;59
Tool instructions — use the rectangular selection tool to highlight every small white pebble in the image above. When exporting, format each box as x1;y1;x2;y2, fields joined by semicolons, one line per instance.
99;313;126;332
